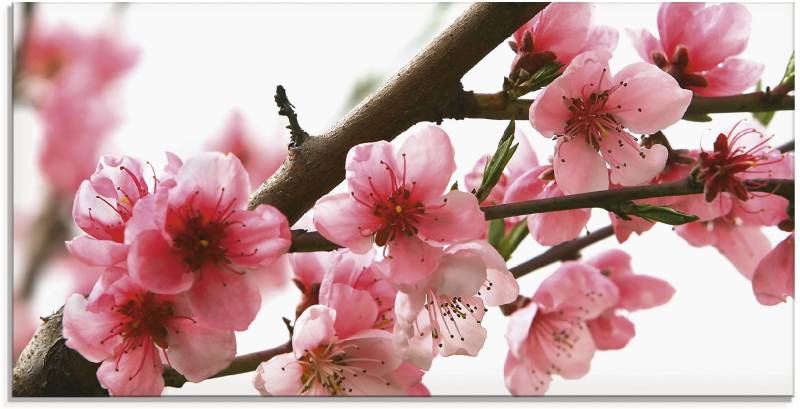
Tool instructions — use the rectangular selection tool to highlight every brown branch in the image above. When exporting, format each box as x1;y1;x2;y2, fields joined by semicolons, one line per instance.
509;225;614;279
778;139;794;153
482;178;794;220
17;193;70;300
163;341;292;388
247;3;549;223
12;2;35;100
455;91;795;120
289;229;341;253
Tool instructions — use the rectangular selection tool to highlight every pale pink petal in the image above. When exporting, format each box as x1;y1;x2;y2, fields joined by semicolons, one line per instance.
62;294;120;362
531;3;592;64
383;235;443;287
437;295;487;358
607;63;692;134
169;152;251;217
127;229;194;295
682;3;752;73
292;305;337;356
600;133;668;187
397;125;456;202
502;166;549;225
614;274;675;312
290;251;333;291
553;137;609;195
224;204;291;267
584;249;633;277
695;58;764;96
610;213;655;243
166;319;236;382
528;184;591;245
714;222;773;279
341;329;402;375
657;3;705;55
504;352;551;396
559;49;614;94
535;314;596;379
313;192;381;253
187;265;261;331
393;292;435;370
124;192;168;245
529;79;572;138
670;193;733;222
345;140;400;202
416;190;485;245
579;25;619;55
392;362;429;396
505;302;538;358
72;180;124;242
506;130;541;179
532;262;619;318
96;344;163;396
675;221;718;247
325;284;379;338
66;235;129;267
752;234;794;306
447;240;519;306
587;312;636;350
433;251;487;298
626;28;663;63
253;353;303;395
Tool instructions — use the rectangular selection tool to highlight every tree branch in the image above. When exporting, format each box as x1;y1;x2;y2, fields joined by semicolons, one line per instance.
509;225;615;279
247;3;549;223
12;2;35;100
455;91;795;120
275;85;309;149
778;139;795;153
481;178;794;220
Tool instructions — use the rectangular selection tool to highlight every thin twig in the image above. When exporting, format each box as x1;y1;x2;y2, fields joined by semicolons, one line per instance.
778;139;795;153
509;225;615;279
275;85;310;149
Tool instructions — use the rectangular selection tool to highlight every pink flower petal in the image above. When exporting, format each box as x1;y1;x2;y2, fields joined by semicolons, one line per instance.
682;3;752;73
578;24;619;55
433;251;487;298
436;295;487;358
607;62;692;135
528;184;591;245
62;294;120;362
313;192;380;253
383;235;443;287
325;284;379;338
535;313;596;379
505;302;538;358
96;344;164;396
675;221;717;247
169;153;251;219
396;125;456;202
614;274;675;312
656;2;705;56
598;129;668;187
530;3;592;64
186;265;261;331
504;352;551;396
345;140;400;202
553;137;609;195
224;204;291;268
587;312;636;350
610;213;655;243
253;353;303;395
695;58;764;96
626;28;663;63
292;305;337;357
290;251;334;291
417;190;485;245
66;235;129;267
713;222;773;279
584;248;633;277
533;262;619;318
752;234;794;306
166;318;236;382
128;229;194;295
447;241;519;306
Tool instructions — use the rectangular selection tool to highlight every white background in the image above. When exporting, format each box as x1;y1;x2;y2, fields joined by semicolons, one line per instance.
4;1;796;400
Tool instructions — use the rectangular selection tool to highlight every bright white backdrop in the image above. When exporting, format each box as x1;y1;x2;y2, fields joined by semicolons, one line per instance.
10;2;794;397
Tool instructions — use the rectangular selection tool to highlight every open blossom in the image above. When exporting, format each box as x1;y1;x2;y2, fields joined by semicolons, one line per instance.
751;234;794;306
313;125;485;287
63;268;235;396
392;241;518;370
629;3;763;96
583;250;674;350
509;3;618;78
125;152;291;331
530;50;692;195
504;262;618;395
253;305;410;396
205;111;289;189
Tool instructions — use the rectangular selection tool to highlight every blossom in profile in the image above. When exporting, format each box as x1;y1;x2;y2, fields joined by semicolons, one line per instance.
126;152;291;331
509;3;618;78
392;241;518;370
583;249;674;350
530;50;692;195
629;3;763;96
313;125;484;288
504;262;618;395
63;269;236;396
253;305;409;396
751;234;794;306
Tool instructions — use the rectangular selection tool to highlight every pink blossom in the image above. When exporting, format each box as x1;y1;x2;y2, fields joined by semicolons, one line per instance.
751;234;794;306
509;3;618;78
530;50;692;195
62;269;236;396
13;301;38;362
313;125;485;287
393;241;519;370
205;111;289;189
125;152;291;331
504;262;618;395
628;3;763;96
253;305;409;396
675;218;772;279
583;250;674;350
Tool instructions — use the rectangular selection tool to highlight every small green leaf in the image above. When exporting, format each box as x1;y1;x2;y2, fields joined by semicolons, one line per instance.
753;110;776;127
781;52;794;89
497;221;529;261
683;113;713;122
487;219;506;249
507;61;563;100
629;204;700;225
475;119;518;202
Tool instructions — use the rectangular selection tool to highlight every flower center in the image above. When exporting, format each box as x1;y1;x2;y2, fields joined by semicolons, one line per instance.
87;164;154;242
287;342;391;395
560;68;627;150
423;291;487;349
651;46;708;89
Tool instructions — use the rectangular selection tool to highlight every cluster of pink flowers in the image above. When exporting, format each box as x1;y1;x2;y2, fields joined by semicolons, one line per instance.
63;152;291;395
50;1;793;398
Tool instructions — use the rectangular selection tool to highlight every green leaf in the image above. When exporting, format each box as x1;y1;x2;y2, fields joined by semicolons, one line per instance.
753;110;776;127
475;119;518;202
487;219;506;249
781;52;794;89
629;204;699;225
497;221;529;261
683;113;713;122
507;61;563;100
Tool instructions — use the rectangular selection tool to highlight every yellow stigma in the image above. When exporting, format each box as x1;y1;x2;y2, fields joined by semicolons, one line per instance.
199;239;209;247
119;196;131;207
394;205;403;214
